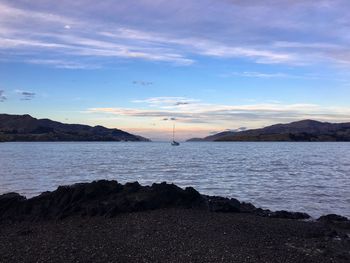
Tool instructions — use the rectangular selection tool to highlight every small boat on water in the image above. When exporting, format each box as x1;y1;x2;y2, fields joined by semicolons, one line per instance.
171;140;180;146
171;124;180;146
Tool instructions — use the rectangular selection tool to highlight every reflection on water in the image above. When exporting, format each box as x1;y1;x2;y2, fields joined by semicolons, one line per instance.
0;142;349;218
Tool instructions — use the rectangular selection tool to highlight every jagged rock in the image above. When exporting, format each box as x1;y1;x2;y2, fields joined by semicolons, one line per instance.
0;180;340;223
318;214;350;230
318;214;349;222
206;196;241;212
0;192;26;205
0;193;26;220
0;181;205;222
269;210;310;220
239;202;257;213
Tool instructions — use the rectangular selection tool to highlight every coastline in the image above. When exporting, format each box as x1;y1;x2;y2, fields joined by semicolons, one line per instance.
0;181;349;262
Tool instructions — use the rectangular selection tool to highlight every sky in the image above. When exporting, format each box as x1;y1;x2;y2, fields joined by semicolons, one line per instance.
0;0;350;141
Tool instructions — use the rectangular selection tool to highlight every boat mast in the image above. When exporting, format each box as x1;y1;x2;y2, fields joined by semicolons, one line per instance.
173;123;175;141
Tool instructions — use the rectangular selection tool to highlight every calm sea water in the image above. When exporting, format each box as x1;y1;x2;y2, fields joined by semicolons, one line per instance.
0;142;349;218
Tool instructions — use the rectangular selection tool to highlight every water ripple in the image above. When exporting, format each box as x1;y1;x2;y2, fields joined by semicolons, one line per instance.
0;142;349;218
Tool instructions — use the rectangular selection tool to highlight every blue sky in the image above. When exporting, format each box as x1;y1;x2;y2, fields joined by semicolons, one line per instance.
0;0;350;140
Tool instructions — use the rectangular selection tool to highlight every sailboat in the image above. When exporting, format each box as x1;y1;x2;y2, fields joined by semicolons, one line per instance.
171;124;180;146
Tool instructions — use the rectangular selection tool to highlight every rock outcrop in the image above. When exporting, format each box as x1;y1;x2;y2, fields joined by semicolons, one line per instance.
1;180;348;223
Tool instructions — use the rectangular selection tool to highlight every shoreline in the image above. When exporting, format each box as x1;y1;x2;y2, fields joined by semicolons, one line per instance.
1;181;349;262
1;180;349;221
0;180;348;221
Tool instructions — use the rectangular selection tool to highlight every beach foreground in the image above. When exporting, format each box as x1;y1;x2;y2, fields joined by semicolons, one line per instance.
0;181;349;262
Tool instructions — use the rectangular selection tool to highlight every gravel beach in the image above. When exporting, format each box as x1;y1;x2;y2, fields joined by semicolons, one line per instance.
1;209;350;263
0;181;349;262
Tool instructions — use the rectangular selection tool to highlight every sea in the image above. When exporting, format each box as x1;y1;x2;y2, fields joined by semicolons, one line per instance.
0;142;349;218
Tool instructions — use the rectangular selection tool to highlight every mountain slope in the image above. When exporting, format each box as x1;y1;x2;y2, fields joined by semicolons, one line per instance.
0;114;150;142
187;120;350;142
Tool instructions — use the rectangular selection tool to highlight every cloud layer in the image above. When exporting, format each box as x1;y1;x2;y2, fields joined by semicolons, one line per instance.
88;96;350;139
1;1;350;68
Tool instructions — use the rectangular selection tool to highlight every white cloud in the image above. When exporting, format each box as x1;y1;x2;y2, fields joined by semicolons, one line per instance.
132;97;200;108
224;71;291;78
87;97;350;132
27;59;101;69
101;29;295;64
2;1;349;68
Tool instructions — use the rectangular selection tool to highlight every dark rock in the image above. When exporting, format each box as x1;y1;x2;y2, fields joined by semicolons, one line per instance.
318;214;349;223
252;208;271;217
0;192;26;203
239;202;257;213
0;193;26;220
124;182;141;193
206;196;241;213
318;214;350;230
0;180;205;222
269;210;310;220
0;193;24;204
0;180;330;223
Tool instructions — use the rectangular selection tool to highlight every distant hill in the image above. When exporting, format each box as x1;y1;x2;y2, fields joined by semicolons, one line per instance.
0;114;150;142
187;120;350;142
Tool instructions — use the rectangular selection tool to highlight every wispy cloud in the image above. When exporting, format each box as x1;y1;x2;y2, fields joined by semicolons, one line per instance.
162;117;177;121
132;80;153;86
0;2;193;66
1;1;350;68
132;97;200;108
227;127;248;132
15;90;36;100
87;96;350;138
224;71;292;79
0;90;6;102
27;59;100;69
101;29;295;64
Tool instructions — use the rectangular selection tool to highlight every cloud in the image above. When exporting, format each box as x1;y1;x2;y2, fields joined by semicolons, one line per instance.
0;2;193;66
0;90;7;102
162;117;177;121
1;1;350;68
16;90;36;100
87;97;350;131
132;80;153;86
27;59;100;69
174;102;190;106
132;97;199;109
221;71;336;80
227;127;248;132
224;71;292;79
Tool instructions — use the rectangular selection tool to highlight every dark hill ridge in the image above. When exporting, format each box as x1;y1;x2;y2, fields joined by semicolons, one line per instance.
0;114;150;142
187;120;350;142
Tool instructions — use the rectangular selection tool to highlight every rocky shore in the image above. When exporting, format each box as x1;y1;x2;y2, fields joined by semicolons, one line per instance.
0;180;349;262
